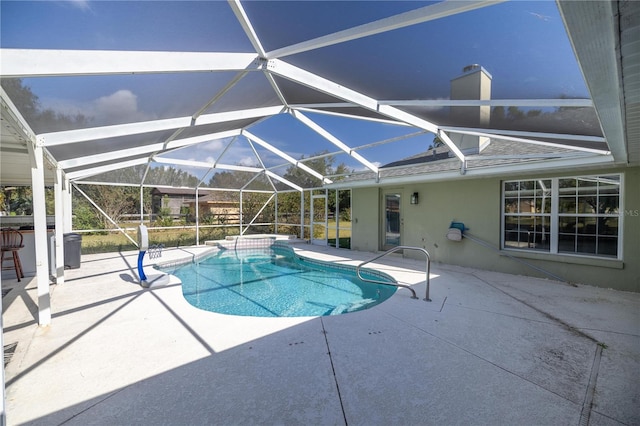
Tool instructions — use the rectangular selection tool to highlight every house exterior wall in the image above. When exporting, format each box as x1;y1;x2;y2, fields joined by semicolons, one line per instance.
197;203;240;224
351;165;640;292
163;197;188;215
351;187;379;253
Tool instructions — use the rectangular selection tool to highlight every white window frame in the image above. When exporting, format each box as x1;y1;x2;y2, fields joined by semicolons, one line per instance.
501;173;623;260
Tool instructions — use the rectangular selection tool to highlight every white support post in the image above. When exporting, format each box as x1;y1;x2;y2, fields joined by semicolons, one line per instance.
139;186;145;223
195;187;200;246
63;179;72;233
1;269;5;426
300;191;305;239
274;192;278;234
239;191;244;236
28;142;51;326
335;190;339;248
54;168;65;286
0;322;4;426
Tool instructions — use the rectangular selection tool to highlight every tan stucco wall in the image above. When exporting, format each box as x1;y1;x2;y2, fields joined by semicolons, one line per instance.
351;187;379;253
351;165;640;292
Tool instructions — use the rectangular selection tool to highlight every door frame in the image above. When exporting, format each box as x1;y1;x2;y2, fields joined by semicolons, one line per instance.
310;191;328;246
381;190;402;251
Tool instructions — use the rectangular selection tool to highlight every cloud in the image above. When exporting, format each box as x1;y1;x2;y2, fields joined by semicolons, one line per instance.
67;0;91;11
40;89;156;126
200;140;225;152
94;90;135;119
238;156;258;167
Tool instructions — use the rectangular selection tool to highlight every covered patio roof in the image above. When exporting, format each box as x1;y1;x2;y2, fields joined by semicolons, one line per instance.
1;1;637;191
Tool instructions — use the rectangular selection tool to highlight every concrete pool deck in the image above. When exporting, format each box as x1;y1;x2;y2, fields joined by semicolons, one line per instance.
2;242;639;425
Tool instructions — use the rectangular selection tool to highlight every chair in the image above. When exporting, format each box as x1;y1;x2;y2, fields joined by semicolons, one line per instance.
1;229;24;282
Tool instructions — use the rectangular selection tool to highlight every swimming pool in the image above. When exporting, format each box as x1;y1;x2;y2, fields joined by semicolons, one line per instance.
162;245;397;317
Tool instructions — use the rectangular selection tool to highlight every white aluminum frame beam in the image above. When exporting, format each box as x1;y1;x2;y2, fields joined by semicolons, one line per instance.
66;157;149;181
228;0;267;57
1;87;37;146
265;170;303;192
192;71;250;121
352;130;430;151
242;130;332;184
291;106;409;126
40;106;281;146
379;99;594;108
291;110;379;173
265;72;290;107
268;59;467;162
58;143;166;169
214;163;263;173
241;172;265;191
270;130;429;170
246;140;277;191
437;130;466;165
152;156;263;173
0;49;259;77
159;72;249;151
266;0;506;59
441;126;609;154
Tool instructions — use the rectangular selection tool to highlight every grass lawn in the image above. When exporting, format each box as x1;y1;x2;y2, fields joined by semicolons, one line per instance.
80;221;352;254
80;227;233;254
326;220;352;239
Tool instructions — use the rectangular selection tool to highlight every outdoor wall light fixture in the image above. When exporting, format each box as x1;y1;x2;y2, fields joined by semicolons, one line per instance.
410;192;419;205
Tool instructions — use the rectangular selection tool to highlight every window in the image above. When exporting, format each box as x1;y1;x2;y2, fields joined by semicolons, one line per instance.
504;179;551;251
502;175;621;259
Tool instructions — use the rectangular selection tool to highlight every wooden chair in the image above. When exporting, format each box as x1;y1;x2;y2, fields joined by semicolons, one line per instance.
1;229;24;282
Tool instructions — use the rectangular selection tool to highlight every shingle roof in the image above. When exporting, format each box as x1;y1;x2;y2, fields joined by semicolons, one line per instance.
342;139;579;183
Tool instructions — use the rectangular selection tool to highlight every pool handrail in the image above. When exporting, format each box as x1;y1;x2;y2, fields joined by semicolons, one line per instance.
356;246;431;301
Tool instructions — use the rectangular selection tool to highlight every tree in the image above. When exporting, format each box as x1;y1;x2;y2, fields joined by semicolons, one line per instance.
0;186;55;216
281;151;352;189
74;184;138;229
492;106;505;123
507;106;525;120
429;135;446;150
1;78;89;133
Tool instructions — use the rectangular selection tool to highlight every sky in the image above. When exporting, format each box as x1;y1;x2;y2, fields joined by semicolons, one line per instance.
1;0;591;178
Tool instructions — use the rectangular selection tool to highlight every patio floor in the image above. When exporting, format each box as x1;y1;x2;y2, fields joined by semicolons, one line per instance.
2;242;639;425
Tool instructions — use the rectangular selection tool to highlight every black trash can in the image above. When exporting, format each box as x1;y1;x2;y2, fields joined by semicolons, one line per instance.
63;233;82;269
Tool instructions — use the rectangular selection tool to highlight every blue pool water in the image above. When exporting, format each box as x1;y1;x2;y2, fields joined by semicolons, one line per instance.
163;246;397;317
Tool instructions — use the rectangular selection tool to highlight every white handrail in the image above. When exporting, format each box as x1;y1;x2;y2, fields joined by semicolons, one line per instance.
356;246;432;301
